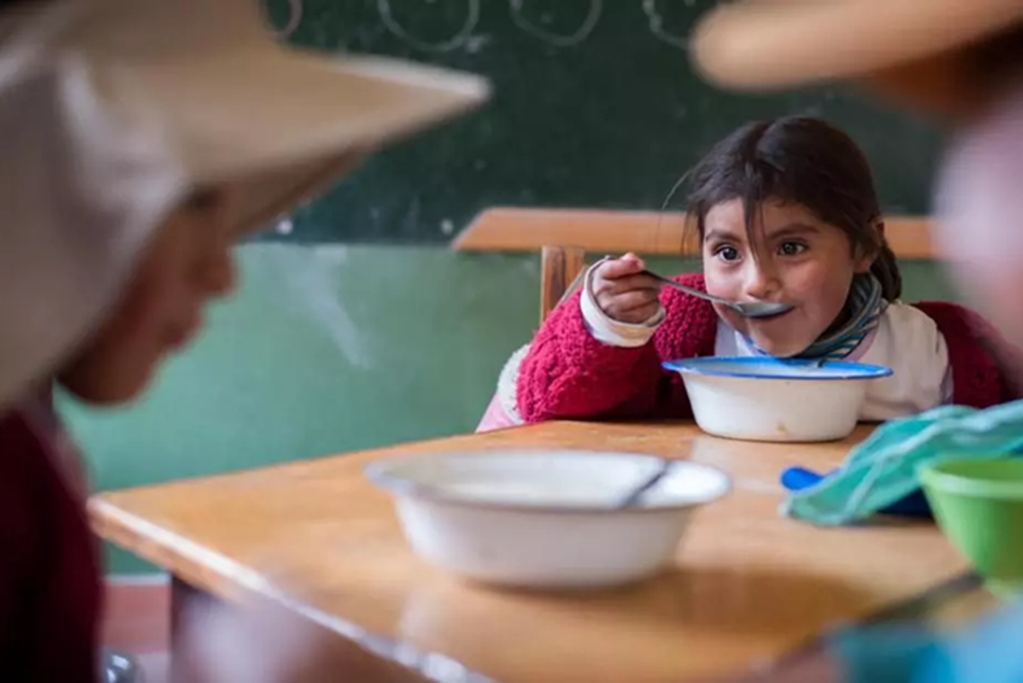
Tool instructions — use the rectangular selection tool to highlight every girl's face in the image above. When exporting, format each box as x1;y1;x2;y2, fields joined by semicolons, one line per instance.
58;187;241;404
702;198;874;357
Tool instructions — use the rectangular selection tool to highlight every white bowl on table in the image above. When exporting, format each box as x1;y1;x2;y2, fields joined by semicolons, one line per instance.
365;449;730;590
663;357;893;443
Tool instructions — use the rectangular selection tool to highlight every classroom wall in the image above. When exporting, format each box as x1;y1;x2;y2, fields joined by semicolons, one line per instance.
64;244;962;574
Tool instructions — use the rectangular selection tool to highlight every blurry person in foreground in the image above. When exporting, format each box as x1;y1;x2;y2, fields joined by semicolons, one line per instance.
0;0;486;679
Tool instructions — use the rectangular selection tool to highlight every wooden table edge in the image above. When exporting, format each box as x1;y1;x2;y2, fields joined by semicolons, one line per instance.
90;497;502;682
89;497;981;682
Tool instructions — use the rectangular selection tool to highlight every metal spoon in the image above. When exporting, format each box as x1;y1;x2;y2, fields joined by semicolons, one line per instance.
641;269;793;319
618;460;673;508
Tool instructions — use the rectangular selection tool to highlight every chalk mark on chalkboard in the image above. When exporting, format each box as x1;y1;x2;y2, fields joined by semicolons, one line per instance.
276;217;295;235
269;0;302;39
510;0;602;48
642;0;688;50
378;0;481;53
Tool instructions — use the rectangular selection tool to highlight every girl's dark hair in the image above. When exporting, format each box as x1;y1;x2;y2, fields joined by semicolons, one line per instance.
686;116;902;301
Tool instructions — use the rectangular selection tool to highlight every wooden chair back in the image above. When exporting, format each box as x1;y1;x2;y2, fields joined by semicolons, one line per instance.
540;246;586;324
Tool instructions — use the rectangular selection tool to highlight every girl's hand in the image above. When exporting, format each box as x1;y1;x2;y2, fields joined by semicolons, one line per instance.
592;253;662;324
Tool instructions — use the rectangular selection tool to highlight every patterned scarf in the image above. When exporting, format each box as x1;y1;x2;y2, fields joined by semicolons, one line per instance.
751;274;886;362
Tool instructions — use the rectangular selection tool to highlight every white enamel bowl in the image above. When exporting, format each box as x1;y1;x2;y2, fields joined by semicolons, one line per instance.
365;449;731;589
663;357;893;443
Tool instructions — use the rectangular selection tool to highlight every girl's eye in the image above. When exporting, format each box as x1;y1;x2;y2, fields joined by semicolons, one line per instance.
715;245;740;262
779;241;806;257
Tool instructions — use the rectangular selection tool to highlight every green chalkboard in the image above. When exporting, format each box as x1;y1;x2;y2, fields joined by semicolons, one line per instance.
264;0;946;245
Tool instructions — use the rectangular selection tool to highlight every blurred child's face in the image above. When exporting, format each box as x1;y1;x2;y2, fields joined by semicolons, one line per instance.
933;82;1023;348
702;198;874;357
58;187;241;404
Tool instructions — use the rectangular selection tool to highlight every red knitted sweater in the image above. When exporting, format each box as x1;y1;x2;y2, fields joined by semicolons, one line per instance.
517;273;1021;423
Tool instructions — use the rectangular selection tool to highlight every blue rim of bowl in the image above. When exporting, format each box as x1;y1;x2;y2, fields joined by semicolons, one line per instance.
662;356;894;381
364;450;732;515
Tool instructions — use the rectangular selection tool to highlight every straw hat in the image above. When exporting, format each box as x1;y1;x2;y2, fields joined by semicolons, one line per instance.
0;0;489;408
691;0;1023;91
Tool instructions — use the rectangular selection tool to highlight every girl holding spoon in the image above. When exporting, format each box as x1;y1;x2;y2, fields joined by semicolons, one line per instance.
479;116;1019;431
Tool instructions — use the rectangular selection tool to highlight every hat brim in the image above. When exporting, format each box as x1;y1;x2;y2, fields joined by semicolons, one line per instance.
691;0;1023;91
130;46;490;233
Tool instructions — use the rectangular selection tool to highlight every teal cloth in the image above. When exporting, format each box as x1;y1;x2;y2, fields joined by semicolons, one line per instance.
833;598;1023;683
831;625;946;683
783;399;1023;526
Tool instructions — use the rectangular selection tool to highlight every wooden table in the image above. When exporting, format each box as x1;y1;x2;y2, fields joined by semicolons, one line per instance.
90;422;992;682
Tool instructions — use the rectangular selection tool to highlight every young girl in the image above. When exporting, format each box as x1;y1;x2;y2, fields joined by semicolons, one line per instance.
0;0;485;678
479;116;1019;431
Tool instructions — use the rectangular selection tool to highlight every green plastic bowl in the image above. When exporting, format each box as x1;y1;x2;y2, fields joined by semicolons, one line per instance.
919;458;1023;600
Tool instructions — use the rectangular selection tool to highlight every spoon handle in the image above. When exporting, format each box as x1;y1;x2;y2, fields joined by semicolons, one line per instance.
618;461;673;508
641;270;727;306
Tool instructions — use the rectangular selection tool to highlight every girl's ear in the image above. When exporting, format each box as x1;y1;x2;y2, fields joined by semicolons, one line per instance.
854;220;883;273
